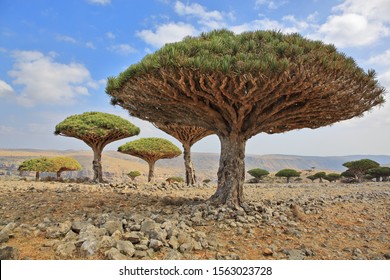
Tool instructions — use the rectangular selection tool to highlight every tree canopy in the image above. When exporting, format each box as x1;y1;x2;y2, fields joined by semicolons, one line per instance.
153;122;213;185
51;157;82;178
247;168;269;181
55;112;140;182
107;29;385;206
275;169;301;183
342;159;380;182
18;157;53;180
118;138;182;182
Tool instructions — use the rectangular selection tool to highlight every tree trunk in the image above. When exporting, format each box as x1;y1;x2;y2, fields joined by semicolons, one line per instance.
210;134;246;207
148;160;156;182
56;171;62;179
35;171;40;181
183;143;196;186
92;147;104;183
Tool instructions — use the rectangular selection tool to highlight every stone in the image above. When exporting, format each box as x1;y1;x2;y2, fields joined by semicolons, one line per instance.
1;222;17;234
0;231;10;243
116;240;135;257
123;232;141;244
168;236;179;250
104;248;128;260
81;237;100;256
149;239;164;251
71;221;88;234
0;246;20;260
56;242;76;258
263;248;273;256
179;242;193;253
99;236;116;249
133;250;148;258
104;220;123;235
163;249;183;260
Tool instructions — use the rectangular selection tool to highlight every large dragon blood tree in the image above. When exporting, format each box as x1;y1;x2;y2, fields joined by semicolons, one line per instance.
55;112;140;183
106;30;385;207
153;123;213;185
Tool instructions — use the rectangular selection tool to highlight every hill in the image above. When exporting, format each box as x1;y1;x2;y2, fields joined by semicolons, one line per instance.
1;149;389;181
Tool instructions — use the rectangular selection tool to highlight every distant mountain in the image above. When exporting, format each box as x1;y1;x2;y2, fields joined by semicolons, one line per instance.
1;149;389;181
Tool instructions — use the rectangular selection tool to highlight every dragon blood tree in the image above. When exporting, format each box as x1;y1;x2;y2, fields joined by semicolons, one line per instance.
153;123;213;185
55;112;140;183
118;137;181;182
106;30;385;207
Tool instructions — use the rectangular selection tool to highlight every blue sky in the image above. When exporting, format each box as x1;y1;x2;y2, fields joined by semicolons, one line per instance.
0;0;389;156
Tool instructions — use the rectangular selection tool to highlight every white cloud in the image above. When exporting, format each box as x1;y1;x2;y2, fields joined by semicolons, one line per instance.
230;15;312;34
0;80;14;96
106;32;116;39
368;49;390;66
315;13;388;47
56;35;77;44
137;22;197;48
334;0;390;23
108;44;137;55
174;1;226;29
85;42;96;49
311;0;390;48
255;0;287;10
7;51;98;106
86;0;111;5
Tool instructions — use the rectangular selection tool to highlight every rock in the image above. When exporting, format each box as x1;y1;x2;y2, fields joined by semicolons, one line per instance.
123;232;141;244
116;240;135;257
0;246;20;260
81;237;100;256
0;232;10;243
104;220;123;235
179;242;193;253
284;249;305;260
99;236;116;249
140;219;157;233
1;222;17;234
149;239;164;251
163;249;183;260
56;242;76;258
353;248;363;256
105;248;128;260
133;250;148;258
71;221;88;234
263;248;273;256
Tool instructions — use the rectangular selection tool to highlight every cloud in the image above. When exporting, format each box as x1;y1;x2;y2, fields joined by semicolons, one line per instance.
311;0;390;48
174;1;226;29
86;0;111;5
6;50;98;106
315;13;388;47
137;22;197;48
106;32;116;39
230;15;313;34
368;49;390;66
56;35;77;44
255;0;287;10
108;44;137;55
0;80;14;96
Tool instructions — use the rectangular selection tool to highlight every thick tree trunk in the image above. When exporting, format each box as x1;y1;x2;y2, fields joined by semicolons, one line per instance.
35;171;40;181
92;148;104;183
56;171;62;179
210;134;246;207
183;143;196;186
148;161;156;182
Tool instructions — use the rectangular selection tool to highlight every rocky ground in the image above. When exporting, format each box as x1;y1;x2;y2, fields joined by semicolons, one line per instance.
0;179;389;260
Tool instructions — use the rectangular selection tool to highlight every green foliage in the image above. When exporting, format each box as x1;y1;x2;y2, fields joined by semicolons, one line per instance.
127;170;141;180
324;173;341;182
166;176;184;183
307;175;317;182
275;169;301;183
18;157;53;173
51;157;82;173
107;29;375;94
247;168;269;180
54;111;140;139
367;167;390;181
342;159;380;181
118;138;182;161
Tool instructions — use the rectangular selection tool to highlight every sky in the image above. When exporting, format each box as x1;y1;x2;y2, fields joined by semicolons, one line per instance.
0;0;389;156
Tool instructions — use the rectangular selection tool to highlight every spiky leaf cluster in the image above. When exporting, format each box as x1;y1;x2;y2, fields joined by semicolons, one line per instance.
118;138;182;163
51;157;82;173
54;112;140;146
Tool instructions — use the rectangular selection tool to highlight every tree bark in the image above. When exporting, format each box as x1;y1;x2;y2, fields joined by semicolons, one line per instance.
210;134;246;207
92;147;104;183
147;160;156;182
35;171;40;181
183;143;196;186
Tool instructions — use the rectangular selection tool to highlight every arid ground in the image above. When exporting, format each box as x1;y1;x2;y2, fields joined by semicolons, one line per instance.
0;179;389;260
